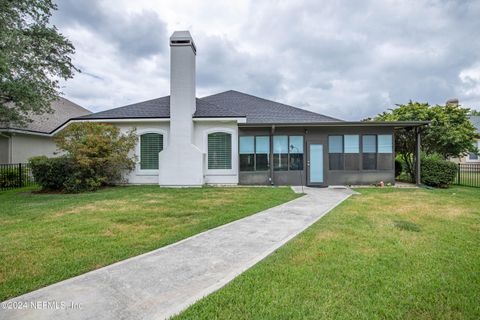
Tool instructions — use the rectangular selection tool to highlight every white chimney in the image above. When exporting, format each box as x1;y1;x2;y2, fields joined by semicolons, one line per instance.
158;31;204;186
170;30;196;143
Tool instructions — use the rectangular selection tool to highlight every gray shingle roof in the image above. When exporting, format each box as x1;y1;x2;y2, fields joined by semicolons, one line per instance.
1;97;91;134
470;116;480;134
76;90;341;124
201;90;341;123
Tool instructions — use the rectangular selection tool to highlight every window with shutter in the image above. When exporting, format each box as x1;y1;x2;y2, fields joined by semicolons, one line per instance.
208;132;232;169
140;133;163;170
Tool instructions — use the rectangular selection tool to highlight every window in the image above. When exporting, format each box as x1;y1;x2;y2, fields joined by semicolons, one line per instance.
273;135;289;171
239;136;254;171
140;133;163;170
468;140;480;161
344;135;360;170
378;135;393;153
255;136;270;171
208;132;232;169
362;135;377;170
329;135;344;170
289;136;304;170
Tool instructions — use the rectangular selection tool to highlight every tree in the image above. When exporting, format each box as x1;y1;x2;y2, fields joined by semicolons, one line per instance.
375;101;477;181
54;123;137;190
470;110;480;116
0;0;78;126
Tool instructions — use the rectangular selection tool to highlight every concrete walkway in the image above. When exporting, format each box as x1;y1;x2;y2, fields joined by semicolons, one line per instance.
1;187;354;320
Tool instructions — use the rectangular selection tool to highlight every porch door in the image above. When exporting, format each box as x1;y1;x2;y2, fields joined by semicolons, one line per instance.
307;143;324;186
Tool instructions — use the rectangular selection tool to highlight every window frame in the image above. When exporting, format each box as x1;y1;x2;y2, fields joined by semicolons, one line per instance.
362;134;378;170
136;128;168;175
204;128;237;174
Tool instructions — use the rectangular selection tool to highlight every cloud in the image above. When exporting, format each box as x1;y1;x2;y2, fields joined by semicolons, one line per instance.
52;0;480;118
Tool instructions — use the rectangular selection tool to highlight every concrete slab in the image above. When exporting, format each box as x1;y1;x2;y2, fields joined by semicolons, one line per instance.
0;187;354;320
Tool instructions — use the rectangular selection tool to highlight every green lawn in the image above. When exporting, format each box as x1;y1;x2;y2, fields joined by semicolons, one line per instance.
0;186;300;301
175;187;480;320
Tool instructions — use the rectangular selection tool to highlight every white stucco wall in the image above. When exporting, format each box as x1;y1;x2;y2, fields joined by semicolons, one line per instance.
112;120;239;185
9;133;58;163
194;121;239;185
115;121;170;184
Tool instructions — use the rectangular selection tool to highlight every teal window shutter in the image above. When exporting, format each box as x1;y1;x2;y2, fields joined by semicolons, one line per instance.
208;132;232;169
140;133;163;170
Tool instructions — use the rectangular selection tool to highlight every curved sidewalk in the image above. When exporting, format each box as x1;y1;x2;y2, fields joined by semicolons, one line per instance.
1;187;354;320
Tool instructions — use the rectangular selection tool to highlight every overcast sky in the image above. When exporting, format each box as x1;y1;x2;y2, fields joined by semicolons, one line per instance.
52;0;480;120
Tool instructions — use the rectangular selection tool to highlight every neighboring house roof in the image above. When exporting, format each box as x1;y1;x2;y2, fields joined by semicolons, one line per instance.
470;116;480;134
1;97;91;134
75;90;341;124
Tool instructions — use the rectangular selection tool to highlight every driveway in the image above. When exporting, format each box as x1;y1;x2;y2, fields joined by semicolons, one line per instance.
1;187;354;320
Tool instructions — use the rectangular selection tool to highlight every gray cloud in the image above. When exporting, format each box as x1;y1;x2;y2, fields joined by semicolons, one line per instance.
53;0;168;59
53;0;480;119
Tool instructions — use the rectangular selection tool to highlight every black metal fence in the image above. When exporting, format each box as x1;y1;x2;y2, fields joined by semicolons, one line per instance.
0;163;35;191
455;163;480;188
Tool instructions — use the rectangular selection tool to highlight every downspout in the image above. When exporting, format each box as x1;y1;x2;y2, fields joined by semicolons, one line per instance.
270;125;275;186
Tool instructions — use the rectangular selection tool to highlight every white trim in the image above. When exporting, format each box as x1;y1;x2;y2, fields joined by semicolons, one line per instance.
194;117;246;123
203;127;237;175
135;128;169;175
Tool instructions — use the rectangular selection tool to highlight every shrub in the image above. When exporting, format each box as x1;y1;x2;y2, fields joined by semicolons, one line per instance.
394;159;402;178
421;157;457;188
29;156;75;190
30;123;137;193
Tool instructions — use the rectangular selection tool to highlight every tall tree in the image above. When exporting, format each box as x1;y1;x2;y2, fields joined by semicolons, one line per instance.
375;101;477;180
0;0;78;126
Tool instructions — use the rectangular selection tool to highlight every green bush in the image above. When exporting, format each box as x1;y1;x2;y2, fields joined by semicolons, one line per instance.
395;159;403;178
29;156;75;191
29;156;106;192
421;157;457;188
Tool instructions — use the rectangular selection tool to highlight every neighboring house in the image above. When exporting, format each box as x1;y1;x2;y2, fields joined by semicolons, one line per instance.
0;97;91;163
48;31;426;186
464;116;480;163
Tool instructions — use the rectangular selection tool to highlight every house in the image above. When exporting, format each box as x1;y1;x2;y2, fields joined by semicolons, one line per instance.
48;31;426;186
459;116;480;163
0;97;91;163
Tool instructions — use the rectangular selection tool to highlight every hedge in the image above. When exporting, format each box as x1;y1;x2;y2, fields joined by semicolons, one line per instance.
421;157;457;188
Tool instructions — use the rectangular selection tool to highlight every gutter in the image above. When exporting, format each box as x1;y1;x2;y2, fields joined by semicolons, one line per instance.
239;121;430;128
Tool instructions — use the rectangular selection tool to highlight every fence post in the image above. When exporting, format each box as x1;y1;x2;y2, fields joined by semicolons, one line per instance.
457;163;461;185
18;163;23;187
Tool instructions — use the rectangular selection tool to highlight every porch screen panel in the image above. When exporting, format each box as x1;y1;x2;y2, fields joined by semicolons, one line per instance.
273;135;288;171
344;135;359;170
289;136;304;170
239;136;254;171
378;134;393;170
140;133;164;170
362;135;377;170
255;136;270;171
329;135;344;170
208;132;232;169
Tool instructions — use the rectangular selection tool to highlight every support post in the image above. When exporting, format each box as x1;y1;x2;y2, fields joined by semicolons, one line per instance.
415;127;421;186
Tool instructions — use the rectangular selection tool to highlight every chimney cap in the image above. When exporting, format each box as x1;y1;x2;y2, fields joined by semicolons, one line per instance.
170;30;196;54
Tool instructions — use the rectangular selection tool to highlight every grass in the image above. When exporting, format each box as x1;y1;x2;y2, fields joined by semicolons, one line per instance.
175;186;480;319
0;185;300;301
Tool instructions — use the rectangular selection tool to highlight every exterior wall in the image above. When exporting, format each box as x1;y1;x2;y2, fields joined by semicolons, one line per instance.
239;126;395;186
9;133;58;163
0;135;9;163
114;120;239;185
451;137;480;163
194;121;239;185
115;121;170;184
